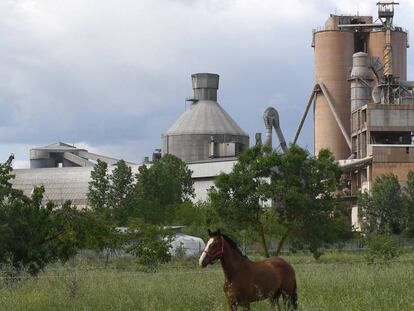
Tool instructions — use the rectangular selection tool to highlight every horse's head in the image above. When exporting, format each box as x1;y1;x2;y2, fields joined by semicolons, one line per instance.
198;229;225;268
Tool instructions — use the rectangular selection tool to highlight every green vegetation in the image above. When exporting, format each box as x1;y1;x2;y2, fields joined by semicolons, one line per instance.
2;149;414;310
358;172;414;263
210;145;350;258
0;252;413;311
0;156;85;276
85;154;194;268
358;173;406;235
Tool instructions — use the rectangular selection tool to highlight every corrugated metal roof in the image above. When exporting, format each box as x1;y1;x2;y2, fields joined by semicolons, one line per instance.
12;166;93;206
165;100;248;136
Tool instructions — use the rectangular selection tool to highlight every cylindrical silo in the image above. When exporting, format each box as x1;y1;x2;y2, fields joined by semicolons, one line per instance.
350;52;372;111
314;30;354;159
367;30;408;81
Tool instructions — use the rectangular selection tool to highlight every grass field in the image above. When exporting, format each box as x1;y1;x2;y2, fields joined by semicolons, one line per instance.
1;252;413;311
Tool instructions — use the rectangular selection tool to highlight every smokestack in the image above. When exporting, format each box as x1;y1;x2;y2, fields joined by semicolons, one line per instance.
191;73;219;101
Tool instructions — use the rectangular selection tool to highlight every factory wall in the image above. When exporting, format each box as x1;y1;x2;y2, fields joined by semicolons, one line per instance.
371;163;414;182
163;134;249;163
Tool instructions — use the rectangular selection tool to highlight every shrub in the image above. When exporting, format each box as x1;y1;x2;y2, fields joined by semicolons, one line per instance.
126;220;172;272
364;229;399;264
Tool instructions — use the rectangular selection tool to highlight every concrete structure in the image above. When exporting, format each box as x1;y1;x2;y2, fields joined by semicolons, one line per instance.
311;7;409;160
294;2;414;229
162;73;249;163
12;73;246;207
10;2;414;232
30;142;136;168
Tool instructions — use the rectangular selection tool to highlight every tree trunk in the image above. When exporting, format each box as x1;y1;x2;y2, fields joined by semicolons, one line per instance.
275;231;289;257
259;224;270;258
105;250;110;268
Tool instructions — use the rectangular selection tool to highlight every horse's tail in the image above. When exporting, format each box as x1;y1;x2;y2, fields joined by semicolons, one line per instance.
291;281;298;310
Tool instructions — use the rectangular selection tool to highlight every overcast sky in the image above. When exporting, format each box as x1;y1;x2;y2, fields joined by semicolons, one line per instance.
1;0;414;168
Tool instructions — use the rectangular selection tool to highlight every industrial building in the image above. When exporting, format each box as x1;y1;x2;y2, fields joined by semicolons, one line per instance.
292;1;414;228
10;2;414;229
12;74;244;205
29;142;137;168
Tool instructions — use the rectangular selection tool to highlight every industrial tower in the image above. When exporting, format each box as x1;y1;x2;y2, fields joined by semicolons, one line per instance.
293;2;414;227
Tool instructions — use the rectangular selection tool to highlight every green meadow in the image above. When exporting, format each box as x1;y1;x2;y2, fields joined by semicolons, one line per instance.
1;252;413;311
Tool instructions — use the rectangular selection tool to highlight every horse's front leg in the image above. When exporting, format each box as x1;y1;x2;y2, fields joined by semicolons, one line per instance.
242;304;251;311
227;298;238;311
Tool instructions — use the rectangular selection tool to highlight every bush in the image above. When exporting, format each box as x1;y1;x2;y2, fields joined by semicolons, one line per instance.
126;220;172;272
364;230;399;264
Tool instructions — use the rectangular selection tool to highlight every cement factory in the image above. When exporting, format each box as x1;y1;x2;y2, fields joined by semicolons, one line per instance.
11;2;414;228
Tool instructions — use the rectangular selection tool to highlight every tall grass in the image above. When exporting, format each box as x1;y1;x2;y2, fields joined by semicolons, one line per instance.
1;253;413;311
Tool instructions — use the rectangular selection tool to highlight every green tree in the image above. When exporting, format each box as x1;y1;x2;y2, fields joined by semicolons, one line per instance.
86;160;132;262
131;154;194;224
404;170;414;237
0;156;83;276
270;147;349;258
210;145;349;258
359;173;405;234
172;201;217;241
87;159;110;214
109;160;134;225
210;146;276;257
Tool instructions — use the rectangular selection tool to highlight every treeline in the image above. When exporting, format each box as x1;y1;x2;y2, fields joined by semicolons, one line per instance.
2;145;414;276
0;146;362;276
0;154;201;276
84;145;353;260
359;172;414;236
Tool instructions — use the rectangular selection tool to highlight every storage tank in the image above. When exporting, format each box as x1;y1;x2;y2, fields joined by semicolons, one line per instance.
314;30;354;159
367;30;408;80
162;73;249;163
350;52;372;111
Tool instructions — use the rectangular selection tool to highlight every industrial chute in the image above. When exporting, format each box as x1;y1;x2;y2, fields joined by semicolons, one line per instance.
262;107;288;153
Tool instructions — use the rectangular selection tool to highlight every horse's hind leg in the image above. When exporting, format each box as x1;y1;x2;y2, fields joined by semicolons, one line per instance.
268;298;278;311
242;304;251;311
269;290;282;311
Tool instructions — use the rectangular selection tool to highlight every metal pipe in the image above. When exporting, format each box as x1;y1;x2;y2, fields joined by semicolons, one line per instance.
263;107;288;153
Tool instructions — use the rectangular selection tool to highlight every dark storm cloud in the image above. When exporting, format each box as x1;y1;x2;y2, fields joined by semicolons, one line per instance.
0;0;413;167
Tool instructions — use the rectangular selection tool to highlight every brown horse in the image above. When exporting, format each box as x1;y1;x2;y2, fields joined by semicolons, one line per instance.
199;229;297;311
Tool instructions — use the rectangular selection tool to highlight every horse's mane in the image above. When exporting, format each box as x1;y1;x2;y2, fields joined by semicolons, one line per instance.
222;234;248;258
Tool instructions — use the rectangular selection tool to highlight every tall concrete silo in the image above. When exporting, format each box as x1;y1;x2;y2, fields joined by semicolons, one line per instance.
313;28;355;159
367;30;408;81
162;73;249;163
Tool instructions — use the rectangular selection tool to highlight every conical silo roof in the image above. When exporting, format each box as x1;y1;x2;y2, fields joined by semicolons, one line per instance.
165;100;247;136
162;73;249;163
